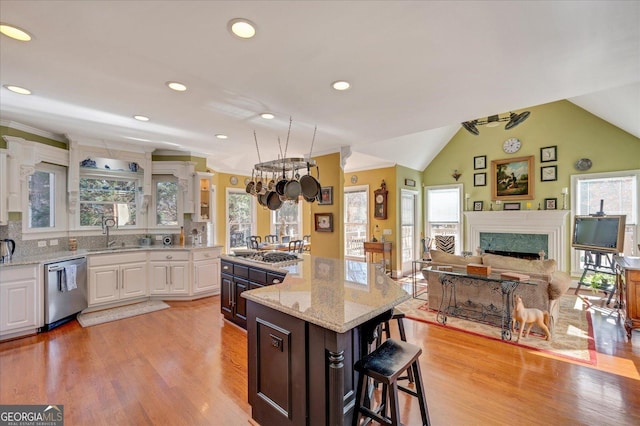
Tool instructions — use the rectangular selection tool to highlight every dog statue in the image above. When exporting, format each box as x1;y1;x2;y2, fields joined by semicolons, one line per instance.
511;294;551;342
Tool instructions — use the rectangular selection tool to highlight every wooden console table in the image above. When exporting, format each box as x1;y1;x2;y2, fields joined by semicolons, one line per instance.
363;241;392;275
614;256;640;340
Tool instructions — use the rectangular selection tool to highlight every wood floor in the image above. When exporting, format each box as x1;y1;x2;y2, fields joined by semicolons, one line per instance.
1;292;638;426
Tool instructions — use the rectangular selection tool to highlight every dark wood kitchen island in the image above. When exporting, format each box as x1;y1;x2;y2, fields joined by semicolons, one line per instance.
242;256;410;426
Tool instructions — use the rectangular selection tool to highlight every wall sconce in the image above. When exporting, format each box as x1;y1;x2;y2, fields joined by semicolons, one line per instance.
452;170;462;181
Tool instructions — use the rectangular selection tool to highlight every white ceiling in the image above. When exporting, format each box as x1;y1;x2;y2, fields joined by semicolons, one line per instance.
1;1;638;174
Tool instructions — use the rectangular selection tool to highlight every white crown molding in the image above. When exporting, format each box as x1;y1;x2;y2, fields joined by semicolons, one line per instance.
0;119;66;142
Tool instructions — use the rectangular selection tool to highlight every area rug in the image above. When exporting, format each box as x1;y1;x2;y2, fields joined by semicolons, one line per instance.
77;300;170;327
397;293;597;365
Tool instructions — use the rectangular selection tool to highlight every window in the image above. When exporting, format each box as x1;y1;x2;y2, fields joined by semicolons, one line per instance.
345;186;368;259
152;175;181;227
425;184;462;254
79;169;141;228
25;163;67;233
272;201;301;241
571;170;639;273
401;189;419;271
227;189;255;251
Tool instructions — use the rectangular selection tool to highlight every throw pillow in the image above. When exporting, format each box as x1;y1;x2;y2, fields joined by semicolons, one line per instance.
481;253;556;275
430;250;482;266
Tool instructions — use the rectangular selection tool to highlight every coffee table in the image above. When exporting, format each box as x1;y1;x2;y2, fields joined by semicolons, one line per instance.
431;268;535;340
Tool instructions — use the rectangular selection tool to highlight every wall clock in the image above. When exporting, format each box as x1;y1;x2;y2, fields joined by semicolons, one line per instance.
502;137;521;154
351;175;358;184
374;181;388;219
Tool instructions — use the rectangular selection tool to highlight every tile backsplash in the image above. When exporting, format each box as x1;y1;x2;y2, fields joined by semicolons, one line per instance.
0;218;212;257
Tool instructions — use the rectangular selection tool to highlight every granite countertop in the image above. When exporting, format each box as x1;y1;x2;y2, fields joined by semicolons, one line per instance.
614;256;640;270
0;244;223;268
241;255;410;333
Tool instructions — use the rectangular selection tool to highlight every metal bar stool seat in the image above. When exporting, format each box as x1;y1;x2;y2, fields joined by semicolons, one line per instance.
352;338;430;426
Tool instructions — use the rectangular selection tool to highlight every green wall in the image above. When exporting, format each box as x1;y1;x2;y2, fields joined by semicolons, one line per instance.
423;100;640;270
0;126;67;149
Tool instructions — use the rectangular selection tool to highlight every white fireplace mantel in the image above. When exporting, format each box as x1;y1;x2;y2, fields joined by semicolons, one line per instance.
464;210;569;270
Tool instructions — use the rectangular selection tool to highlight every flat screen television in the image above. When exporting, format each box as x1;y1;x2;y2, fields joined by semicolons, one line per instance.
572;215;626;253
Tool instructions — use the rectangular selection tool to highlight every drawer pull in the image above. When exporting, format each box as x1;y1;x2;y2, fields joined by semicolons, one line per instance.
270;334;283;352
223;265;230;270
272;279;281;284
166;255;173;260
204;253;210;257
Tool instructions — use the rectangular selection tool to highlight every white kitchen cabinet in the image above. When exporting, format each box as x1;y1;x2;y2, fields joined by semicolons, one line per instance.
88;252;148;307
193;172;213;222
149;251;189;296
192;248;221;295
0;264;42;340
0;150;7;225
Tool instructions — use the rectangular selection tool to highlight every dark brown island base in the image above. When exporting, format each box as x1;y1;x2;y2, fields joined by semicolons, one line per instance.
241;256;410;426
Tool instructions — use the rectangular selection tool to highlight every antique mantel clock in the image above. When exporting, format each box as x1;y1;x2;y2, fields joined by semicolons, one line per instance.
374;180;388;219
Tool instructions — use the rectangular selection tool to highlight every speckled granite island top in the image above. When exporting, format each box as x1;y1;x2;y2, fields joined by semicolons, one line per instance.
241;255;410;333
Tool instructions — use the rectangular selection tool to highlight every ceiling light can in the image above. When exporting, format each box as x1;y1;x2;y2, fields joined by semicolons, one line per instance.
4;85;31;95
332;80;351;91
133;115;150;121
0;24;33;41
215;134;228;139
228;18;256;39
166;81;187;92
260;113;274;119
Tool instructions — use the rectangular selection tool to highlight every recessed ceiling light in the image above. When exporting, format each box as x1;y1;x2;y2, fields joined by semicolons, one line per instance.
166;81;187;92
228;18;256;39
4;85;31;95
215;134;228;139
331;80;351;91
133;115;149;121
260;113;274;120
0;24;32;41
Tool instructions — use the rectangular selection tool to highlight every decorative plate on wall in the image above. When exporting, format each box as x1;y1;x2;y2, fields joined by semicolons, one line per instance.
575;158;592;171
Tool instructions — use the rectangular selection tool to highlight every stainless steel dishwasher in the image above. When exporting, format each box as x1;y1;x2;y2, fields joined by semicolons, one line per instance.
42;257;88;331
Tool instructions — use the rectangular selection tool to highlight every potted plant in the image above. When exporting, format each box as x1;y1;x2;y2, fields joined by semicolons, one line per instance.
139;234;152;246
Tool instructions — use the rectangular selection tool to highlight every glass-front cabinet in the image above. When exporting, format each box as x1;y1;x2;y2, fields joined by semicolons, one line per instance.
194;172;213;222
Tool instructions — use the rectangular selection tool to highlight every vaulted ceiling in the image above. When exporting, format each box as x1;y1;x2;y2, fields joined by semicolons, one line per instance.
1;1;638;173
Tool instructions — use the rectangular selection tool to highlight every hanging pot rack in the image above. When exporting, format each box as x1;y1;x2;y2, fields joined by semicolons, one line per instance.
253;157;317;173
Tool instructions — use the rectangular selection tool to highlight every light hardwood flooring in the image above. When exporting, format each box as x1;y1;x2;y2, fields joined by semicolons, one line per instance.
1;291;638;425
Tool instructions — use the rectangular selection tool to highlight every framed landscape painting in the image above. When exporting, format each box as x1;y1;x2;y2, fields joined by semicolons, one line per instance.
491;156;535;201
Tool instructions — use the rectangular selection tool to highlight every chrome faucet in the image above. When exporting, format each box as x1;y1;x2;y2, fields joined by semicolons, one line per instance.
102;215;117;247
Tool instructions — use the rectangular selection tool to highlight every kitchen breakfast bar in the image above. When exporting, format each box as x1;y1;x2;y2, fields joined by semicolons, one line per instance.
241;255;410;425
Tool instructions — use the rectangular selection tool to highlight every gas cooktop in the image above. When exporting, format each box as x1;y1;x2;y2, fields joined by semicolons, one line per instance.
234;251;302;267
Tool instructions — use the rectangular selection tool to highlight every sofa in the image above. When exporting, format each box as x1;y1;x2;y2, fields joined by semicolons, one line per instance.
422;250;572;335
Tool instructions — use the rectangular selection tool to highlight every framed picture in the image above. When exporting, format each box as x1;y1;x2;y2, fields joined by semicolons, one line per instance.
540;145;557;163
474;155;487;170
540;165;558;182
545;198;557;210
314;213;333;232
474;172;486;187
473;201;483;211
504;202;521;211
491;156;535;201
404;178;416;187
318;186;333;205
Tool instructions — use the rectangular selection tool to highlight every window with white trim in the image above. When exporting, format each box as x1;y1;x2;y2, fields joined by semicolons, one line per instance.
24;163;67;234
227;189;256;251
272;201;302;241
424;184;462;254
79;169;142;228
571;170;639;273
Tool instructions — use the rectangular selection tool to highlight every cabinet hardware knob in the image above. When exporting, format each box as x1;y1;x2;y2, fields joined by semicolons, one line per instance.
272;279;280;284
166;255;173;259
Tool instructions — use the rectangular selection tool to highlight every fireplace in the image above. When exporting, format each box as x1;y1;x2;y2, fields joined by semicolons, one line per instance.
483;249;542;260
465;210;569;270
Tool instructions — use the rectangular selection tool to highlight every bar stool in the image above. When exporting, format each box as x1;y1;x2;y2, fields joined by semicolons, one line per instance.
352;338;430;426
376;308;414;383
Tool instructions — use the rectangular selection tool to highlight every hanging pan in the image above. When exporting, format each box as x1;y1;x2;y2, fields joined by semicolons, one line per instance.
299;162;320;199
284;170;302;200
245;170;255;194
267;190;283;210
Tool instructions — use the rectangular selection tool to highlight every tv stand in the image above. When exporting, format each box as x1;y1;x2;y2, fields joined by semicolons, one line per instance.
574;250;618;305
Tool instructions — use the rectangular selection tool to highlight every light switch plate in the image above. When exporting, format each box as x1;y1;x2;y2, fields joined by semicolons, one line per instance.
38;240;47;247
49;239;58;246
383;229;392;235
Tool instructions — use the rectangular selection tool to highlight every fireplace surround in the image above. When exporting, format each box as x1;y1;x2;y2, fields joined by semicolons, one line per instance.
465;210;569;270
